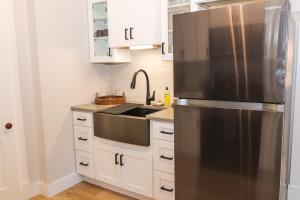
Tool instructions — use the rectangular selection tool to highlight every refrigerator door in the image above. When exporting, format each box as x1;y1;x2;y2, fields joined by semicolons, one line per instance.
173;1;288;103
174;105;283;200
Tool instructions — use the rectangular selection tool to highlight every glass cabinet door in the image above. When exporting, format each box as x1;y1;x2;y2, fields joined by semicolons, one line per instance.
92;1;111;57
163;0;191;60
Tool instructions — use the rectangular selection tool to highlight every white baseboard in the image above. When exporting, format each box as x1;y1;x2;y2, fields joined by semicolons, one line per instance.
40;173;83;197
288;185;300;200
84;177;152;200
20;173;83;199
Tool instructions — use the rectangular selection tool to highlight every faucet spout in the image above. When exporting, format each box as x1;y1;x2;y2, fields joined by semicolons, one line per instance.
130;69;155;105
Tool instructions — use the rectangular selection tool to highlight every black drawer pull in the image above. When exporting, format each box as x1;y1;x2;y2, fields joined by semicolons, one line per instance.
120;154;124;166
130;27;134;39
78;137;88;141
79;162;89;167
161;186;174;192
115;153;119;165
162;42;166;55
160;130;173;135
160;155;173;160
77;118;87;121
108;47;112;57
125;28;129;40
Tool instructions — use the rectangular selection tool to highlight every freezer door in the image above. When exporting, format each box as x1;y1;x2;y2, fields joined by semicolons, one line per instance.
173;1;288;103
174;105;283;200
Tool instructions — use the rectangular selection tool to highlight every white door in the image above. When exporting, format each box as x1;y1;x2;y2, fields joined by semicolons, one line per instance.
94;143;121;187
107;0;131;48
0;0;22;199
130;0;160;46
121;149;153;198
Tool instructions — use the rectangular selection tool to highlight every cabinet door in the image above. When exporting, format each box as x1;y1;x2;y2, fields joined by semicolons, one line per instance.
107;0;131;48
130;0;160;46
121;149;153;198
94;143;121;187
161;0;191;60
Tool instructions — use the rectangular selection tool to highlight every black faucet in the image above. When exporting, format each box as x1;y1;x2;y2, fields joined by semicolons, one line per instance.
130;69;155;105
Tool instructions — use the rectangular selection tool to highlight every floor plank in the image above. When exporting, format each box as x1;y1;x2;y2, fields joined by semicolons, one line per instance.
31;182;136;200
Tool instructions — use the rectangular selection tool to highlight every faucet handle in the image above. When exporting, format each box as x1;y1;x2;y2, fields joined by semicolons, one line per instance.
150;91;155;101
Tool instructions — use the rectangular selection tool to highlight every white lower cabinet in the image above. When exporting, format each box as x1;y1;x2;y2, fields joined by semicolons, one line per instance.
152;120;175;200
93;140;153;198
121;148;153;197
154;139;174;174
154;171;175;200
94;143;121;187
76;150;94;178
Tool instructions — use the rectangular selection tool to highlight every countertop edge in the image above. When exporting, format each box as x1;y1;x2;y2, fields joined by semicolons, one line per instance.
71;104;174;122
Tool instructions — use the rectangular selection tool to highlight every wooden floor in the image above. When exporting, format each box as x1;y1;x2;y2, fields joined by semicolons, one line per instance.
31;182;136;200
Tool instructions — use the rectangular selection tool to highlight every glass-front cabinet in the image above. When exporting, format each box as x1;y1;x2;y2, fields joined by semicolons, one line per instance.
161;0;192;61
88;0;130;63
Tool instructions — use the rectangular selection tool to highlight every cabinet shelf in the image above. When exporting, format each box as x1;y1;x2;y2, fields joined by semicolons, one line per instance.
94;36;108;40
168;3;190;9
94;17;107;22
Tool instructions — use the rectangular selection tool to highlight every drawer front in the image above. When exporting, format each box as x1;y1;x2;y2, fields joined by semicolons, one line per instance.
74;126;93;152
73;111;93;127
154;171;175;200
154;139;174;174
76;150;94;178
152;121;174;142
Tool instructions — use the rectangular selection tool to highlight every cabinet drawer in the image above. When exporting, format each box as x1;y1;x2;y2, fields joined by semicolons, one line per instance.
154;171;175;200
152;121;174;142
72;111;93;127
76;150;94;178
74;126;93;152
154;139;174;174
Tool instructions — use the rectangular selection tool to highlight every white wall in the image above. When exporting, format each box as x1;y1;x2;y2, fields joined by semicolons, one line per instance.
108;49;173;103
33;0;109;184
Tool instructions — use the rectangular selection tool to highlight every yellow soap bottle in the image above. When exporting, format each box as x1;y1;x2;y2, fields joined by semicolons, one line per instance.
164;87;171;107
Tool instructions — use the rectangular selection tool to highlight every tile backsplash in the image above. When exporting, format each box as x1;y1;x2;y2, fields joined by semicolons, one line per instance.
100;48;174;104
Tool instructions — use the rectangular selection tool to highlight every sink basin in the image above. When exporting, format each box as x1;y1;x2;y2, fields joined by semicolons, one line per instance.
94;104;164;146
121;107;162;117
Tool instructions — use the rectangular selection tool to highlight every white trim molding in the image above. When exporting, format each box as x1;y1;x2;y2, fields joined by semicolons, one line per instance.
39;173;83;197
288;185;300;200
20;181;40;200
20;173;83;199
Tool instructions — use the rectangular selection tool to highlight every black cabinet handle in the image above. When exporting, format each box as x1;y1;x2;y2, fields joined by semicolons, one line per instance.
130;27;134;39
125;28;129;40
161;186;174;192
108;48;112;57
120;154;124;166
162;42;166;55
160;155;173;160
78;137;88;141
115;153;119;165
79;162;89;167
77;118;87;121
160;130;173;135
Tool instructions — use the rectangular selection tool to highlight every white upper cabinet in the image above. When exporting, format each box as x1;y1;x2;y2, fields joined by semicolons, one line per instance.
88;0;130;63
107;0;131;48
108;0;161;48
130;0;161;46
161;0;192;61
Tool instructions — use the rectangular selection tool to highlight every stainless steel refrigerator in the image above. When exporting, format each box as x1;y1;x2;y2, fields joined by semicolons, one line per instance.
173;0;296;200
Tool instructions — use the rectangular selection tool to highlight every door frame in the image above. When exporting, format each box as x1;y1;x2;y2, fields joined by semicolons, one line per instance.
1;0;30;199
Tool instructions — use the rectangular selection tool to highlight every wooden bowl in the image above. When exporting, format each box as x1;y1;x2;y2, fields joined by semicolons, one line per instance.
95;95;126;105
